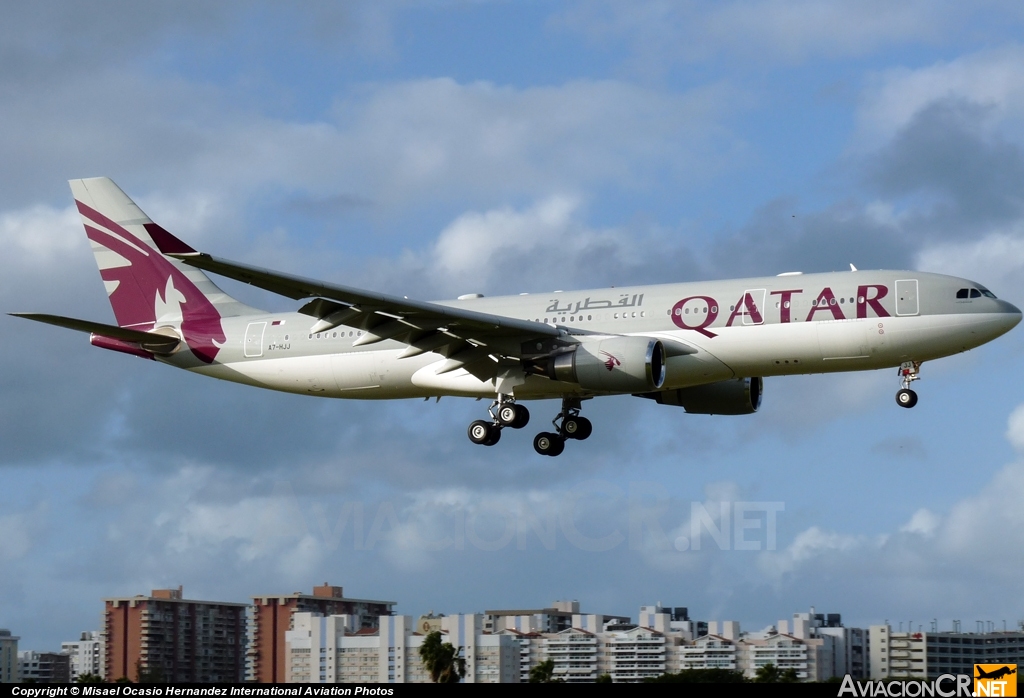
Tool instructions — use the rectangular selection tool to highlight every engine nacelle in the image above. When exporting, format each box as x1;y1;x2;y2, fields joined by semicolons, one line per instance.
641;377;762;415
540;336;666;393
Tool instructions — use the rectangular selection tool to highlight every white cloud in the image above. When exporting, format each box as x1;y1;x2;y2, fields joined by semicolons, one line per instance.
901;508;940;536
1007;404;1024;452
759;526;864;579
757;403;1024;604
557;0;975;69
914;226;1024;298
858;45;1024;146
0;507;45;561
0;205;82;261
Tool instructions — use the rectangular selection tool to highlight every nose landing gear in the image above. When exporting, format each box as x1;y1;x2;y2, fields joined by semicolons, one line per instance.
467;395;529;446
533;397;592;457
896;361;921;408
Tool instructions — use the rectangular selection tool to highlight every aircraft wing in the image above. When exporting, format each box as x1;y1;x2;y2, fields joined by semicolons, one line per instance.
169;251;561;374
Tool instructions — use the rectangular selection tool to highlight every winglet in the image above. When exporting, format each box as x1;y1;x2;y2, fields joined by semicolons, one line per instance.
850;263;858;272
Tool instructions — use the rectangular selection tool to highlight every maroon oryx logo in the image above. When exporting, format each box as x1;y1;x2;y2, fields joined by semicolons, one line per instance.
601;351;621;371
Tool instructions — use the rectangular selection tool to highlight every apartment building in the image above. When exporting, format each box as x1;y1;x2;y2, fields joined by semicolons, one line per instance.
103;586;247;682
870;624;1024;679
17;651;71;683
285;612;519;683
0;630;18;683
61;630;104;679
248;583;395;683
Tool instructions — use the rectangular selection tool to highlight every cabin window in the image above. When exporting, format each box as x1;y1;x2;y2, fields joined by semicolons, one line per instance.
970;289;982;298
956;289;969;299
588;315;592;321
982;289;997;298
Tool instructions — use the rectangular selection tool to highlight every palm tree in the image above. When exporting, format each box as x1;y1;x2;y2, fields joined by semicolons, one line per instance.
418;631;466;683
529;659;563;683
755;663;800;683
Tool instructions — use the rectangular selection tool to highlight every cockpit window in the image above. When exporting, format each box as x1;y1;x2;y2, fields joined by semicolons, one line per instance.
957;287;996;299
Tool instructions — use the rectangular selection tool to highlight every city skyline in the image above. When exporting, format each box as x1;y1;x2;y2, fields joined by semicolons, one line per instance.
2;1;1024;652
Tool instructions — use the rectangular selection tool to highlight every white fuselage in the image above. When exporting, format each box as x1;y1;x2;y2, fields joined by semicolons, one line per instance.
172;269;1021;401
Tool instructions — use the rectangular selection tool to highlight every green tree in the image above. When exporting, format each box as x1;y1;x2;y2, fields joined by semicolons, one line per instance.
755;663;780;683
418;631;466;683
755;663;799;683
529;659;563;683
596;673;612;683
644;668;747;683
75;673;104;683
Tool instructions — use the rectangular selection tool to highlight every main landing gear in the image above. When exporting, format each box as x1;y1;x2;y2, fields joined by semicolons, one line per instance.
533;397;592;457
466;396;593;457
896;361;921;408
467;394;530;446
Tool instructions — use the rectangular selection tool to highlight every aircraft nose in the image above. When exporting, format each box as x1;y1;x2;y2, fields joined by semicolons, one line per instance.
996;299;1023;331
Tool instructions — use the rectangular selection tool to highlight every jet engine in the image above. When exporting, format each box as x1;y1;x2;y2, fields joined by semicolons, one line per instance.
534;336;666;393
639;377;762;415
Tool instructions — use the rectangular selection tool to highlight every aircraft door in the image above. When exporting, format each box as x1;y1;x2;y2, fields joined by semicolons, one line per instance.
895;279;919;316
244;321;266;357
742;289;767;325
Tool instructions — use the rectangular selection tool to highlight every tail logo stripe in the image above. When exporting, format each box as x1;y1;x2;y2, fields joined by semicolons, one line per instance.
76;200;225;364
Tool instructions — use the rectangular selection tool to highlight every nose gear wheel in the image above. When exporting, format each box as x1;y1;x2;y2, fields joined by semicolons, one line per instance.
895;361;921;409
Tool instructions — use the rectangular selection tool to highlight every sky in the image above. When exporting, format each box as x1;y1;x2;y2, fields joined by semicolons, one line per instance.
3;0;1024;650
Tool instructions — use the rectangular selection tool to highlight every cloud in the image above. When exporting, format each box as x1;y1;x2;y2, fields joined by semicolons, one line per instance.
752;403;1024;618
865;100;1024;234
857;45;1024;146
0;503;47;562
554;1;996;72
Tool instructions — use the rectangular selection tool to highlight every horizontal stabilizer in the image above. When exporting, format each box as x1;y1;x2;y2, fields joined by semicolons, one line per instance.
9;313;180;350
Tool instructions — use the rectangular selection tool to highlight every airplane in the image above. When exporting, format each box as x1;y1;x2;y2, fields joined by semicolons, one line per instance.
976;666;1016;680
11;178;1022;456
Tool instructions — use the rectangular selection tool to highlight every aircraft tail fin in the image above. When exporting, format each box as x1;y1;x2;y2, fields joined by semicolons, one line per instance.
70;177;258;363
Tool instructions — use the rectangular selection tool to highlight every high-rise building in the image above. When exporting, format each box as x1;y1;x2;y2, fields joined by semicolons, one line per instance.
870;624;1024;679
18;651;71;683
248;583;395;683
103;586;247;682
61;631;104;680
0;631;19;684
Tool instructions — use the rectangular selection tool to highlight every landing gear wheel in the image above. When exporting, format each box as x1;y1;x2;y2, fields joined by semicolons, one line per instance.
468;420;500;445
896;389;918;409
512;404;530;429
497;403;530;429
563;416;592;440
533;432;565;456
